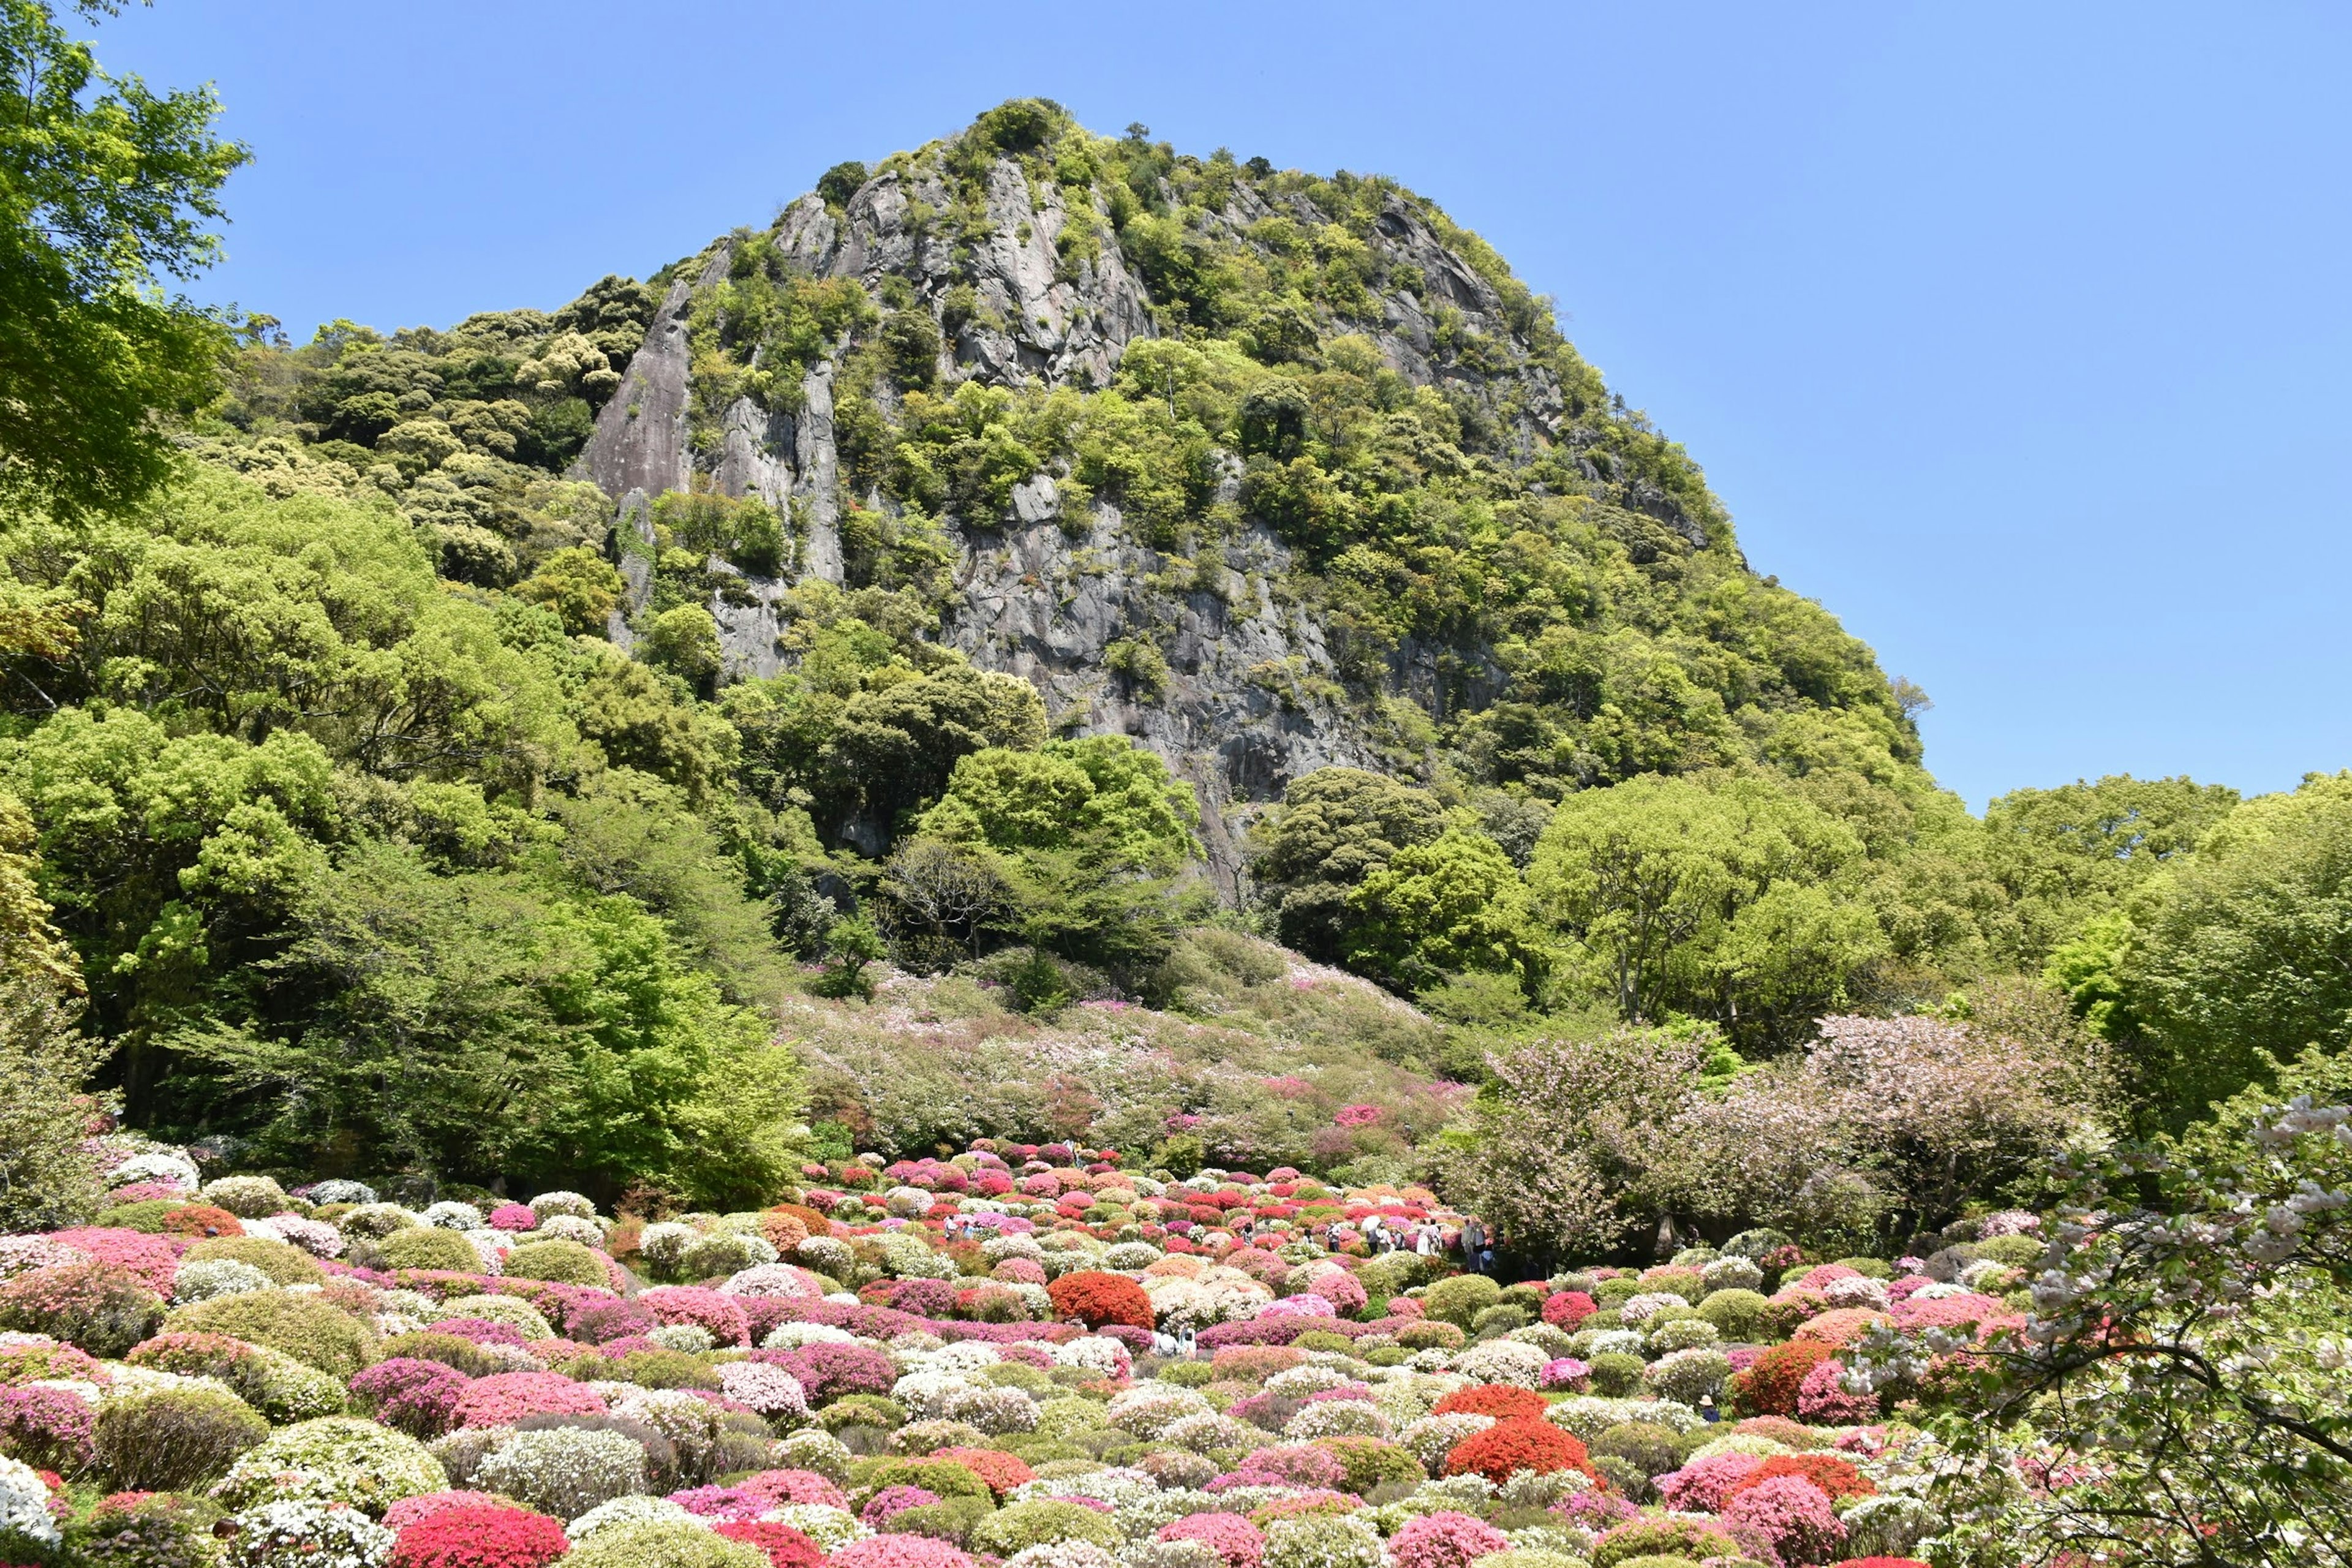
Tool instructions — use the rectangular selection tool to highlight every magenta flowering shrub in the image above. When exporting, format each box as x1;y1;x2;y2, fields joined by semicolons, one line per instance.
1158;1510;1267;1568
0;1384;95;1471
773;1341;896;1403
0;1336;99;1385
1890;1291;2014;1333
638;1285;751;1346
1539;1357;1589;1391
1221;1443;1348;1491
670;1483;769;1520
566;1295;657;1344
454;1370;607;1427
1721;1475;1847;1567
1796;1357;1880;1423
1387;1511;1509;1568
486;1205;539;1232
739;1468;850;1509
350;1357;472;1437
831;1531;978;1568
1656;1451;1766;1512
864;1483;943;1527
0;1260;163;1356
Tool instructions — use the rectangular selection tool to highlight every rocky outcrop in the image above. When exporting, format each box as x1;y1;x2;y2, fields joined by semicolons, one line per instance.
573;142;1581;884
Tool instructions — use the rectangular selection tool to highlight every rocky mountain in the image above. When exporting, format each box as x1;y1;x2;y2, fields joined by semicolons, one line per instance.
216;100;1916;895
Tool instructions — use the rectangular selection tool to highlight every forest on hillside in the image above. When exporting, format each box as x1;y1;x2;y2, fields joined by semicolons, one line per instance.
4;5;2352;1559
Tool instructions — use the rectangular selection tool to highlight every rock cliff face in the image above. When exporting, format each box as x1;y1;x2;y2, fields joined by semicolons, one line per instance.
572;108;1779;889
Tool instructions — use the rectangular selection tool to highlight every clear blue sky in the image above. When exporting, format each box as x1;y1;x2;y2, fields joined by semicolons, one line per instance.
95;1;2352;810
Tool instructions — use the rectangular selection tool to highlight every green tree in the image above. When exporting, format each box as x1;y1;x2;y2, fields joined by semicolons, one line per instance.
0;0;249;514
915;735;1199;872
514;545;625;636
1343;823;1548;995
639;604;723;693
172;840;799;1206
1983;773;2239;965
2068;772;2352;1130
1250;767;1445;963
0;786;104;1229
1528;772;1883;1044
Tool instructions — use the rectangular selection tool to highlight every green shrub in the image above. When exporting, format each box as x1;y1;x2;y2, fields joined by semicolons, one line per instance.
95;1199;188;1232
1312;1434;1423;1493
1422;1275;1502;1328
1293;1330;1352;1354
504;1238;609;1286
970;1498;1123;1556
1694;1288;1768;1341
1396;1320;1466;1351
566;1520;769;1568
820;1394;907;1431
863;1457;993;1502
1589;1518;1739;1568
1828;1255;1895;1279
127;1332;346;1422
1592;1277;1642;1310
1973;1234;2043;1268
62;1491;229;1568
1471;1305;1529;1337
1591;1420;1683;1478
378;1226;483;1272
183;1235;325;1286
377;1329;506;1377
1588;1352;1645;1397
165;1291;375;1378
94;1384;270;1490
892;1494;998;1545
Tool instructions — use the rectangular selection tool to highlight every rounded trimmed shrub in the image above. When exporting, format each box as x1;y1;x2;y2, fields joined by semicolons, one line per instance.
388;1501;570;1568
94;1384;271;1490
0;1261;164;1355
213;1415;448;1515
381;1227;487;1272
63;1490;230;1566
504;1238;609;1287
184;1235;326;1286
565;1521;770;1568
970;1499;1123;1556
473;1425;646;1518
1420;1275;1502;1329
167;1289;377;1378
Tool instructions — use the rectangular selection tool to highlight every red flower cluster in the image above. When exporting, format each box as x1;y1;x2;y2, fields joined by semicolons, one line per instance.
930;1446;1035;1496
1430;1384;1548;1422
388;1503;569;1568
716;1521;827;1568
1729;1338;1837;1419
1046;1270;1154;1330
1442;1417;1596;1485
1722;1452;1875;1506
1540;1291;1596;1329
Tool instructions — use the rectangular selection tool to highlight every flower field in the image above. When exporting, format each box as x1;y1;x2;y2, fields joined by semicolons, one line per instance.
0;1136;2057;1568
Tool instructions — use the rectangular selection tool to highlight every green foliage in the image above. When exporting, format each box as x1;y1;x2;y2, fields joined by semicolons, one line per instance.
1251;768;1446;965
1344;824;1548;995
0;0;249;516
0;789;102;1231
2060;772;2352;1129
1529;772;1885;1045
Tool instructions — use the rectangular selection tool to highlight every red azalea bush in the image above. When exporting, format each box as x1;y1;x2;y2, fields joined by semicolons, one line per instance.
1158;1510;1267;1568
1431;1384;1548;1422
158;1204;244;1240
1047;1270;1154;1331
1722;1452;1875;1507
455;1370;606;1427
1730;1338;1838;1418
716;1521;827;1568
637;1286;751;1346
1540;1291;1596;1329
1388;1510;1510;1568
389;1502;570;1568
1443;1418;1596;1485
930;1446;1033;1496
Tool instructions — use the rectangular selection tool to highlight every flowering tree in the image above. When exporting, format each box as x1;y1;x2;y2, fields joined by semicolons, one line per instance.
1851;1063;2352;1566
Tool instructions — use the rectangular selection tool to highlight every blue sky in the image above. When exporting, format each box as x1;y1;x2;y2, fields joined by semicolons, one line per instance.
95;1;2352;809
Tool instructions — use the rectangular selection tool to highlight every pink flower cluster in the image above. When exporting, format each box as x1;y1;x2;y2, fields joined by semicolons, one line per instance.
1387;1510;1510;1568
